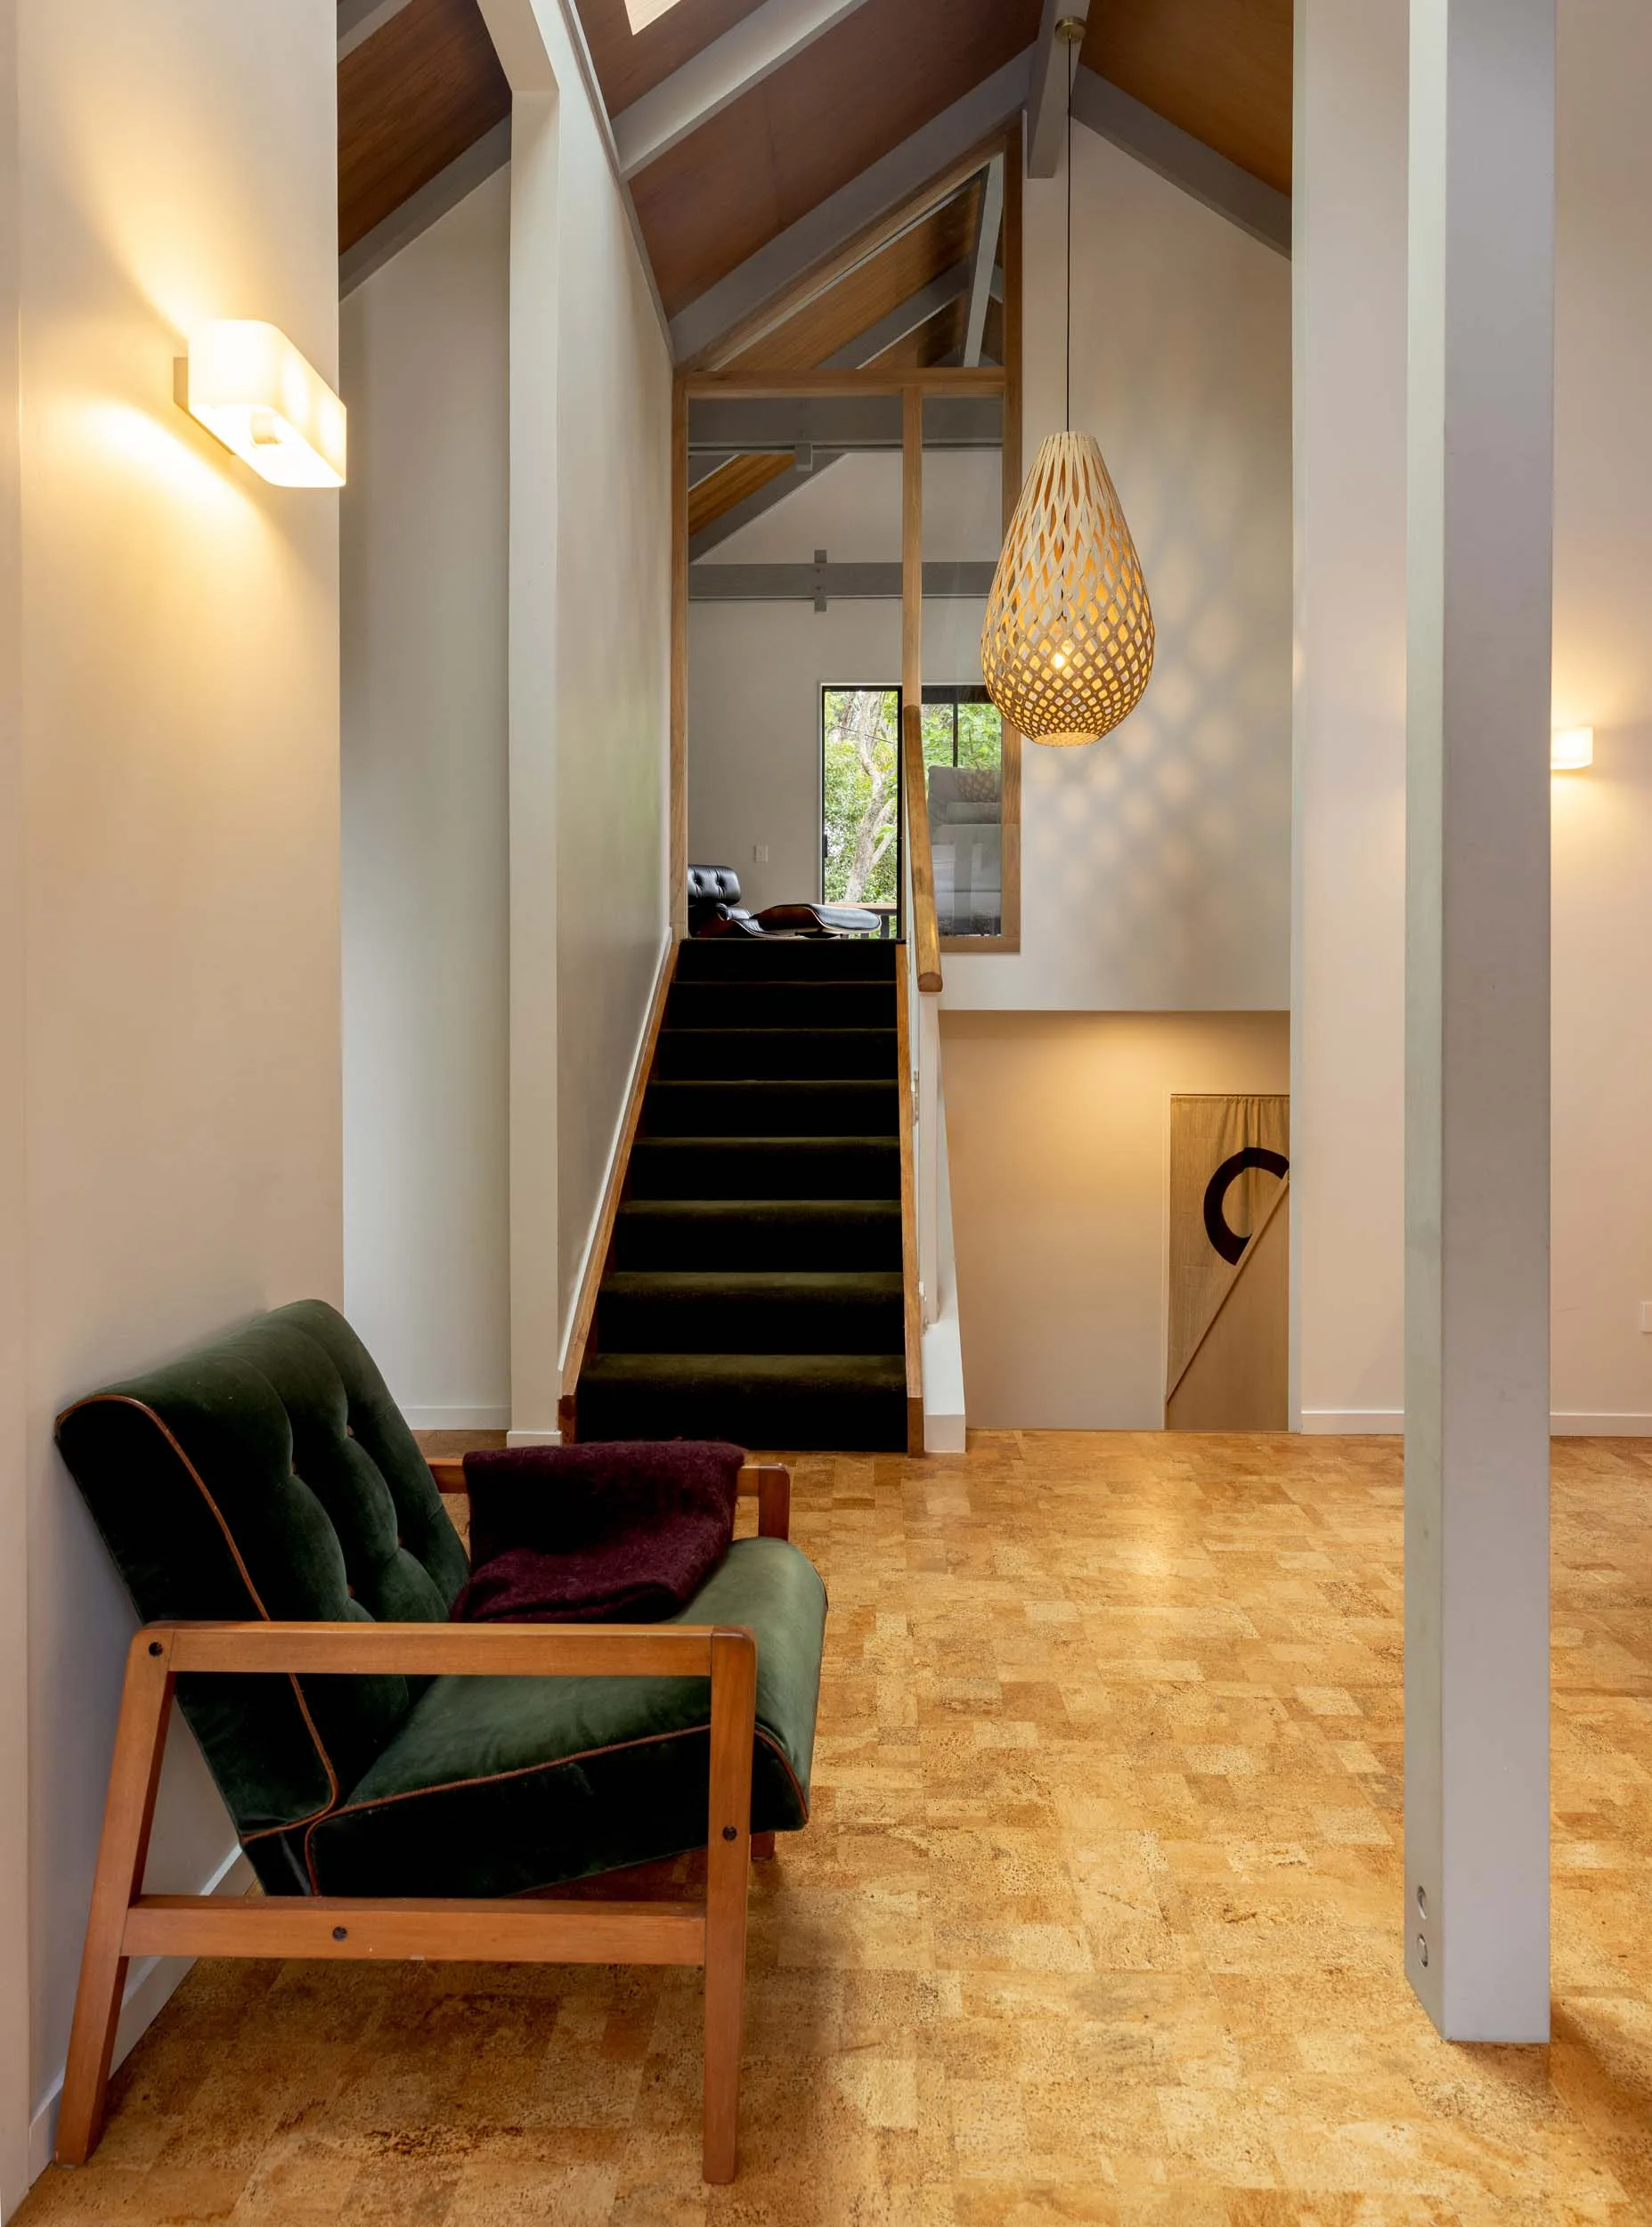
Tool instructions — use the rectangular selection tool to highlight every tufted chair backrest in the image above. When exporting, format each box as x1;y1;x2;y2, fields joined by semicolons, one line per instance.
56;1301;469;1892
687;862;744;933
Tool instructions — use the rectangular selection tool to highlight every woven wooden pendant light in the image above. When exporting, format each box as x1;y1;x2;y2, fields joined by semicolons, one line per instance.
981;21;1154;746
982;431;1154;744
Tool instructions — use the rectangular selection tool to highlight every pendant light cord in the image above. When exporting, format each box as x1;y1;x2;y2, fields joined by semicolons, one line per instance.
1065;36;1075;432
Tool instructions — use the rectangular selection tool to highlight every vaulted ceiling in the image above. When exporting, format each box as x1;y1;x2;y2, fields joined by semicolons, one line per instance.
337;0;1290;330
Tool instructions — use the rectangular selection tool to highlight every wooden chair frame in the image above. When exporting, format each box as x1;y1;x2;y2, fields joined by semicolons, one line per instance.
56;1460;795;2183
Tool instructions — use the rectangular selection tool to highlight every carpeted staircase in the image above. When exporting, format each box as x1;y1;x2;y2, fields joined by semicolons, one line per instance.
574;935;909;1451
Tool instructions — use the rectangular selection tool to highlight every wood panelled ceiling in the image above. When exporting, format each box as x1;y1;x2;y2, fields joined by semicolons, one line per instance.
339;0;1290;331
727;180;982;375
626;0;1040;314
338;0;510;252
1082;0;1292;193
688;453;792;541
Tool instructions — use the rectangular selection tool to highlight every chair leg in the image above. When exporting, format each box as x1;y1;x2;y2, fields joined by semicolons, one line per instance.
703;1628;756;2183
56;1633;175;2166
751;1831;776;1863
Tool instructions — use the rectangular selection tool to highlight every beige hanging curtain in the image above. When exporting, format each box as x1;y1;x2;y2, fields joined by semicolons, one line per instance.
1167;1094;1290;1399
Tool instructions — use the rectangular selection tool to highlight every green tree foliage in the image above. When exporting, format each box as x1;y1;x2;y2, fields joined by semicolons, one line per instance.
822;688;1003;910
823;688;899;905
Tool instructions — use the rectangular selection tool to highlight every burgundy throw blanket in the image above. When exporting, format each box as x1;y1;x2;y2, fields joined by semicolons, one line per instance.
451;1440;745;1624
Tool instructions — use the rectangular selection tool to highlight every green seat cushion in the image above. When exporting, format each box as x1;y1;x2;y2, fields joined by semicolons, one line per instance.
305;1538;826;1897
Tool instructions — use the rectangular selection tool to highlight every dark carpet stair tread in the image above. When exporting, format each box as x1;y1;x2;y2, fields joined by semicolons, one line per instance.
628;1135;899;1201
614;1197;901;1271
575;1351;907;1453
674;937;897;982
642;1078;899;1137
667;980;896;1029
598;1268;904;1354
655;1028;898;1081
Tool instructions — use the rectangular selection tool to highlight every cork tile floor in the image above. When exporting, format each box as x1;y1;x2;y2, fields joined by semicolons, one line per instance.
19;1432;1652;2225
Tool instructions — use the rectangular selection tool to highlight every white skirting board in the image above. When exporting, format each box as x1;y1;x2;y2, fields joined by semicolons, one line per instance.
1298;1409;1404;1435
1300;1408;1652;1439
401;1404;511;1430
923;1310;967;1454
28;1842;255;2178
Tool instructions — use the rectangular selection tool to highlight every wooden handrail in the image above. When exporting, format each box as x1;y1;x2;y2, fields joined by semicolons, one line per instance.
901;706;943;993
900;379;942;995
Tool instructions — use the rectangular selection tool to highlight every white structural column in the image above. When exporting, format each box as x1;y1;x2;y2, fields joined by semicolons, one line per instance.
1289;0;1408;1438
1404;0;1555;2040
0;0;28;2198
476;0;566;1443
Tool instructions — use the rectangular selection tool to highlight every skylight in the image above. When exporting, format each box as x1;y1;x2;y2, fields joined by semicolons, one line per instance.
624;0;686;29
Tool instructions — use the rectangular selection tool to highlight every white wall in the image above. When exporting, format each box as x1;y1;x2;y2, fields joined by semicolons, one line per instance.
1289;0;1408;1434
1549;0;1652;1431
341;169;511;1430
551;70;671;1342
688;600;902;913
948;125;1293;1012
0;0;341;2191
337;0;671;1442
943;1011;1290;1425
1290;0;1652;1433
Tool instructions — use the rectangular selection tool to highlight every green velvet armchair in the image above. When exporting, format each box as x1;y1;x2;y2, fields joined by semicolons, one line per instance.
53;1300;827;2182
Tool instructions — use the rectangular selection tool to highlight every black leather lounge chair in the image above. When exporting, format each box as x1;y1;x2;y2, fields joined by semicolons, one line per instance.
688;861;880;938
51;1300;827;2182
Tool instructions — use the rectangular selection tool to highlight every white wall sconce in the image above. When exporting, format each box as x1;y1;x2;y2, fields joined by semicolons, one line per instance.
1550;726;1594;771
175;321;346;488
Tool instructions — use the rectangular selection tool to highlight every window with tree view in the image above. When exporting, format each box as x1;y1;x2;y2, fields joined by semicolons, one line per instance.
822;685;1004;937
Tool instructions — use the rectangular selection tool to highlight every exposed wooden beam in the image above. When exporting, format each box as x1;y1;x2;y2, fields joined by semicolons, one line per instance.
668;51;1031;367
1026;0;1088;179
613;0;873;180
685;390;1002;453
960;153;1004;365
1071;64;1290;257
340;115;511;295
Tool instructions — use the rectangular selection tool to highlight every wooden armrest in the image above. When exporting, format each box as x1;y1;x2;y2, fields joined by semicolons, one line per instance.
426;1456;793;1541
139;1619;745;1679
